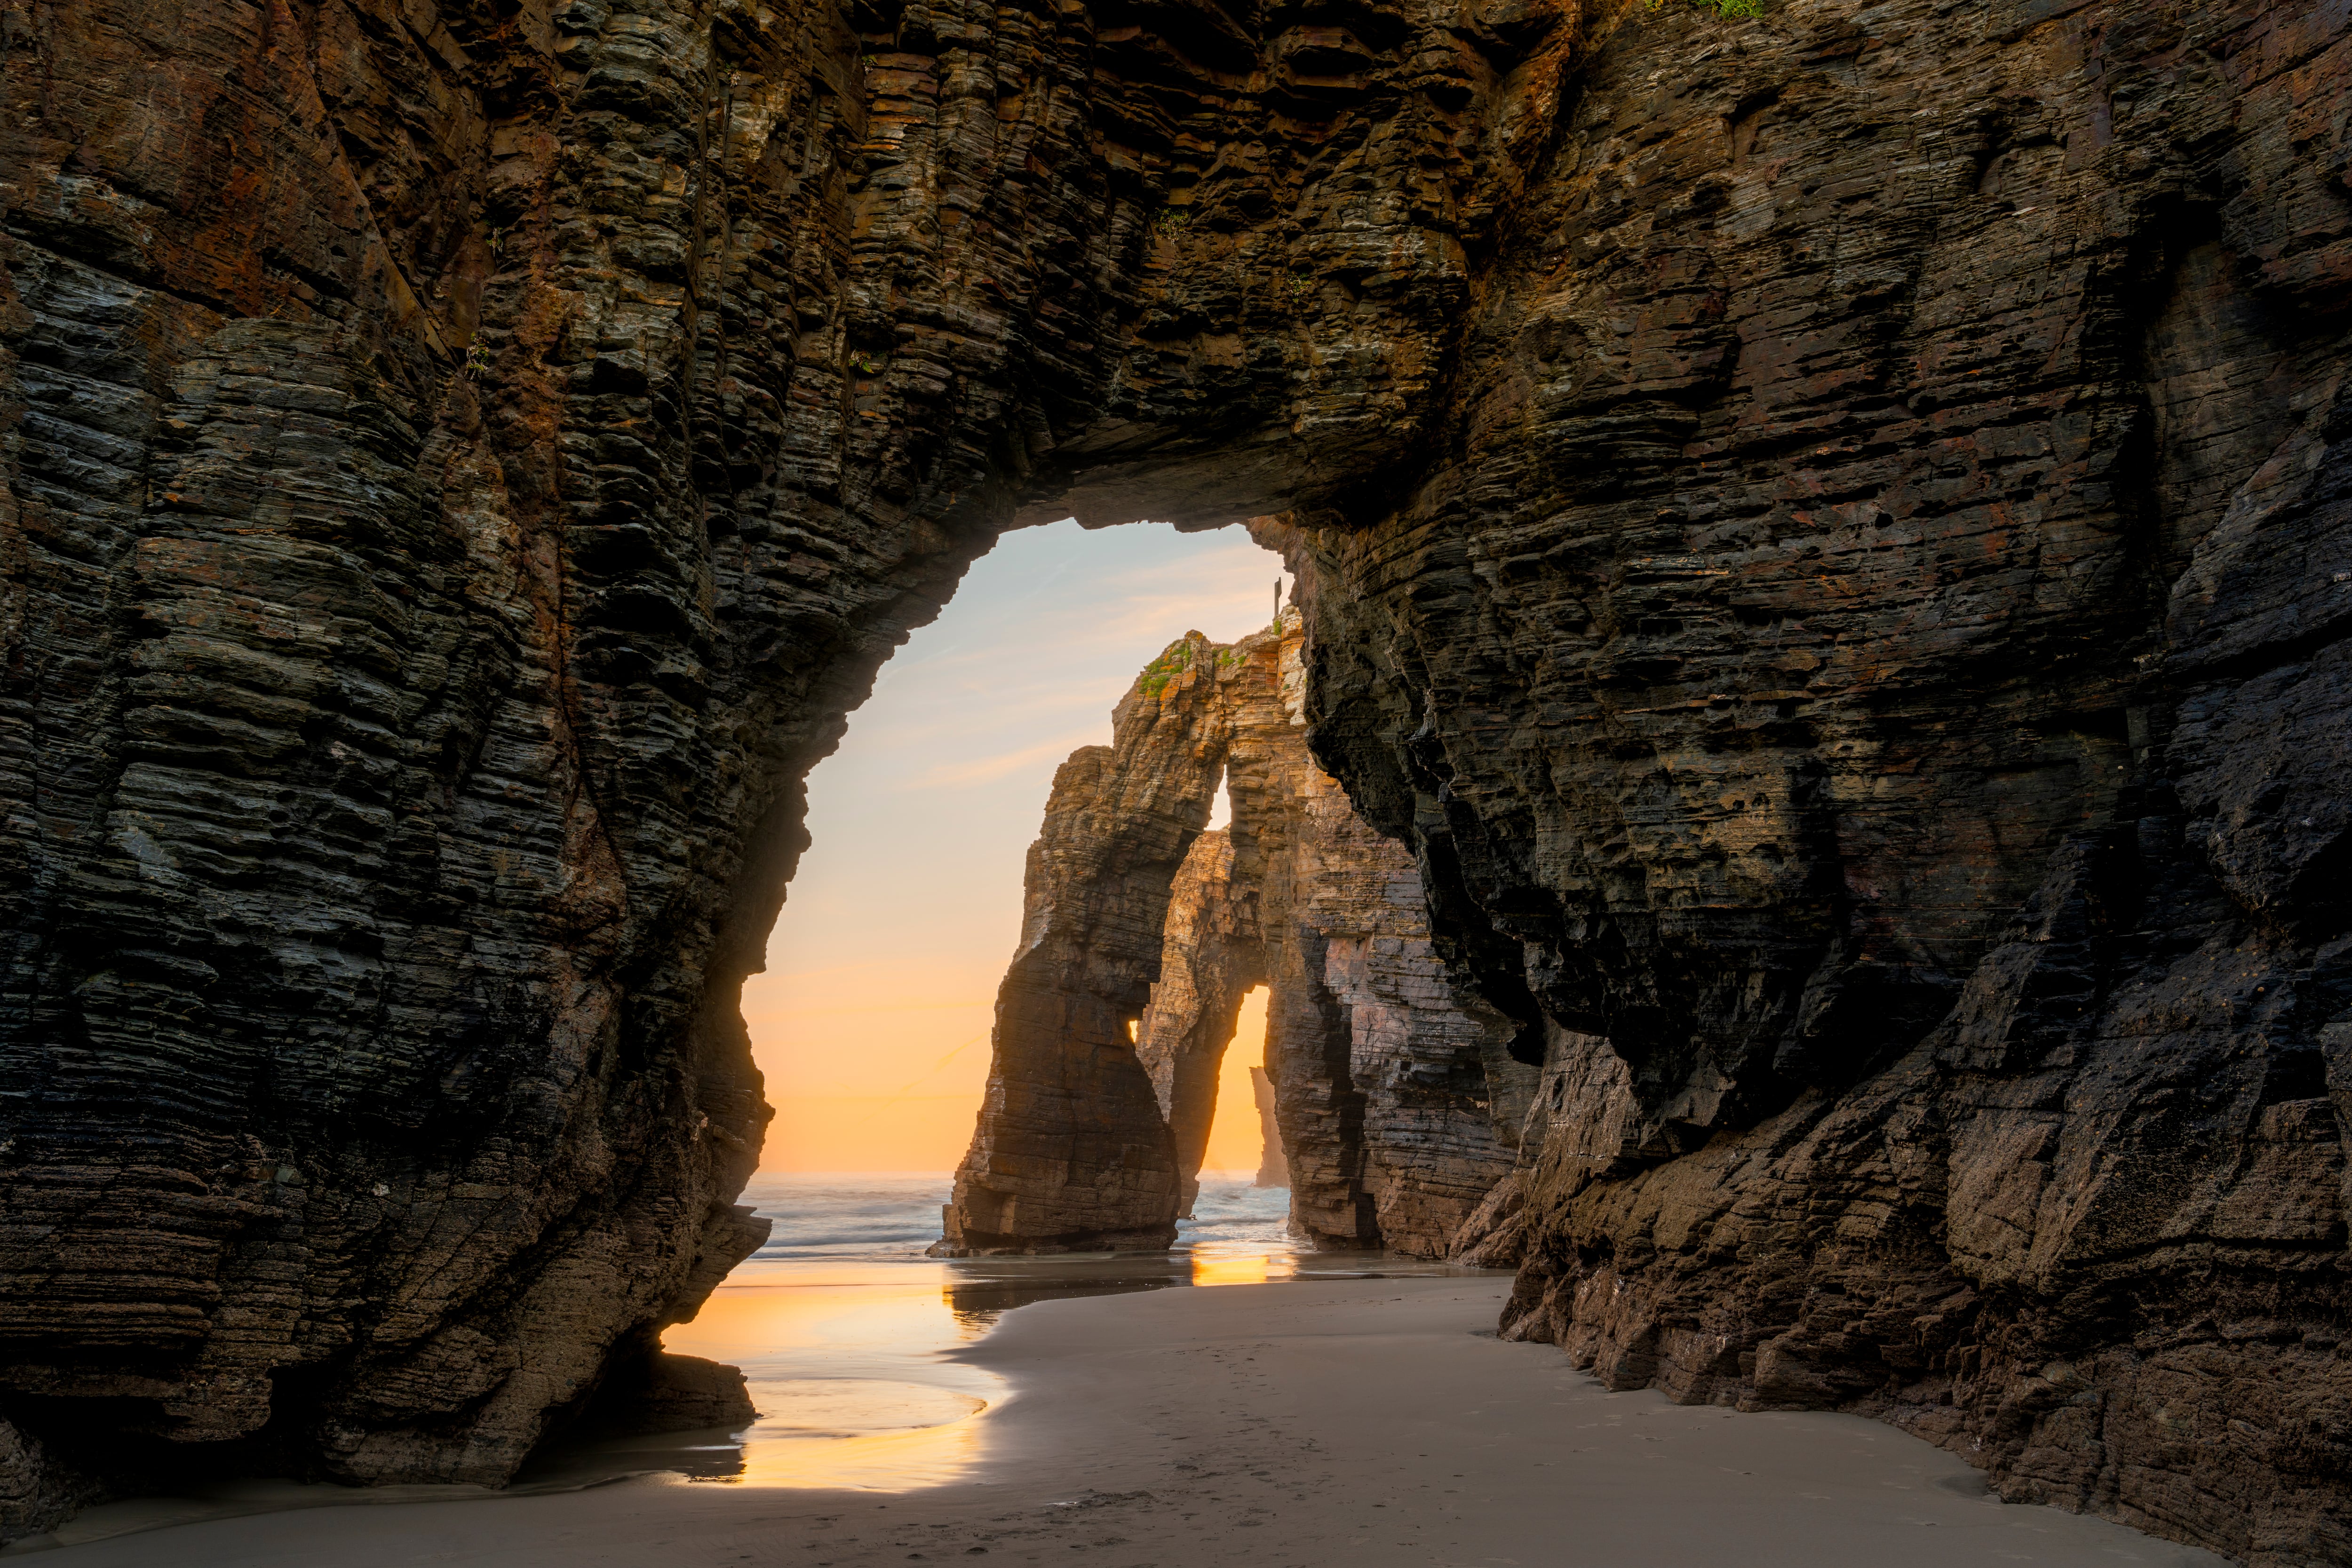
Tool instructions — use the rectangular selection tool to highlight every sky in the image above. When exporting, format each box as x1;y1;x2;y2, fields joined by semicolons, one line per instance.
749;518;1289;1173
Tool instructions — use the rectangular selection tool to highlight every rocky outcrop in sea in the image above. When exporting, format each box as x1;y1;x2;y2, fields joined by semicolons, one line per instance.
940;614;1534;1258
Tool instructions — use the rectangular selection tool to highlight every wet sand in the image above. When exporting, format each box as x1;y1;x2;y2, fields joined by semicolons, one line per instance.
29;1278;2225;1568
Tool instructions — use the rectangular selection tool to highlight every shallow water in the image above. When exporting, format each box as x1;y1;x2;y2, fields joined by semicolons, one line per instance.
523;1171;1499;1491
16;1173;1496;1550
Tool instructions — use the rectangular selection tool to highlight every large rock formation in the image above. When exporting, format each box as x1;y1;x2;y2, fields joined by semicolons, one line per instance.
936;632;1228;1253
943;614;1532;1257
1286;8;2352;1562
3;0;2349;1559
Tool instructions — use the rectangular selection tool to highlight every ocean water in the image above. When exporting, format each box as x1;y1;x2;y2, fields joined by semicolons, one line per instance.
523;1171;1495;1492
739;1170;1298;1263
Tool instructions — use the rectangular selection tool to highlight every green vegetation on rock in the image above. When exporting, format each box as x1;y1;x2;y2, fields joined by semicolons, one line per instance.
1137;641;1193;697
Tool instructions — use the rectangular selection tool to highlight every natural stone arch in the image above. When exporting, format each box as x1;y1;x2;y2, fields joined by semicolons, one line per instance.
0;0;1555;1516
1134;828;1270;1218
938;612;1535;1258
2;0;2349;1557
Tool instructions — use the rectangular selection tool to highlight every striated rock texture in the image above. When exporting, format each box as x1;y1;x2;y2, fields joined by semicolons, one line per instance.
1128;826;1258;1220
0;0;1568;1517
3;0;2350;1558
938;633;1228;1253
947;613;1533;1256
1283;7;2352;1565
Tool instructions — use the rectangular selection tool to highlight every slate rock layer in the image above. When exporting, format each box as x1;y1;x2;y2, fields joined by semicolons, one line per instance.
0;0;2347;1560
1248;1068;1288;1189
1286;8;2352;1563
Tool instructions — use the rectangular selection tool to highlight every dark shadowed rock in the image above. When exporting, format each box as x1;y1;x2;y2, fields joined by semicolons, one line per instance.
1249;1068;1289;1189
572;1347;758;1439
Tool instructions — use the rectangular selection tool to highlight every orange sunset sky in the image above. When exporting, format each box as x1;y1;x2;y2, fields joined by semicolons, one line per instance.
747;519;1287;1172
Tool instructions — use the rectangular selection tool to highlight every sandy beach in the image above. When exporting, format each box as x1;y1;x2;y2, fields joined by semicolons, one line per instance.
30;1277;2225;1568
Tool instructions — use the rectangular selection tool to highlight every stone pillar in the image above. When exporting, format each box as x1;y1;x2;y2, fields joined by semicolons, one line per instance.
1250;1069;1290;1188
943;614;1526;1258
937;636;1228;1253
1134;831;1269;1216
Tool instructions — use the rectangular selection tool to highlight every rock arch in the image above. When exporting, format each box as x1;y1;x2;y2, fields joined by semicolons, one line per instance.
938;610;1535;1257
1;0;2348;1557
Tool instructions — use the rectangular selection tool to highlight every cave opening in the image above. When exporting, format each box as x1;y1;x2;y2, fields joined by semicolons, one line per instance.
742;515;1287;1192
509;516;1312;1493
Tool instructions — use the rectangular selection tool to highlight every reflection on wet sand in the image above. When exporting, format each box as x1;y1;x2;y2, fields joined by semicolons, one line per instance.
527;1379;991;1492
1189;1251;1278;1287
526;1261;1012;1491
16;1180;1469;1551
27;1239;1498;1550
941;1257;1178;1330
516;1243;1498;1494
940;1245;1303;1318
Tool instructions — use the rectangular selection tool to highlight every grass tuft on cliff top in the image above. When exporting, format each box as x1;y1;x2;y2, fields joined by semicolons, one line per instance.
1138;640;1195;697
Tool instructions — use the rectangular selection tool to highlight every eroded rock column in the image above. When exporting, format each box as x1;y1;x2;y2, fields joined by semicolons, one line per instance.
947;610;1532;1257
1132;830;1267;1217
938;635;1228;1252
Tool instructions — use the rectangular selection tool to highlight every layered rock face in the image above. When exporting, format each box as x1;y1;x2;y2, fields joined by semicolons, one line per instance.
1282;8;2352;1564
945;615;1532;1256
937;633;1228;1253
3;0;2349;1559
1126;827;1260;1221
0;0;1546;1518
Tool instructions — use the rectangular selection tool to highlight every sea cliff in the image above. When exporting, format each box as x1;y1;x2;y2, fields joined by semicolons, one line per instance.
2;0;2348;1559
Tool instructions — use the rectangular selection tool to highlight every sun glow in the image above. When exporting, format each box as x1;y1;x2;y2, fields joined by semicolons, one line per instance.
1200;986;1272;1175
658;1267;1004;1489
1191;1252;1287;1286
751;520;1285;1173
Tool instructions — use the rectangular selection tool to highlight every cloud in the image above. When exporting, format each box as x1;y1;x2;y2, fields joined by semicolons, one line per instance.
908;729;1103;790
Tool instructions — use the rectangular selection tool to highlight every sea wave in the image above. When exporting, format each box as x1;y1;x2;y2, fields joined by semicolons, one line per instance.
736;1172;1295;1260
739;1173;952;1259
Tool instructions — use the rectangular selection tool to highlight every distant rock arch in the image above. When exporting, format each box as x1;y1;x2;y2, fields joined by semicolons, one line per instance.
935;612;1536;1257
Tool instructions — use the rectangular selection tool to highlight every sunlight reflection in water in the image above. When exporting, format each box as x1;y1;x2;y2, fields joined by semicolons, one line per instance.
11;1180;1491;1552
516;1176;1497;1494
626;1261;1012;1490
